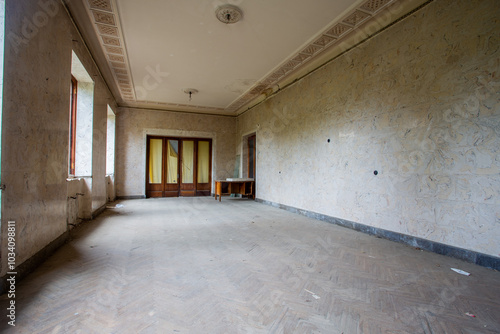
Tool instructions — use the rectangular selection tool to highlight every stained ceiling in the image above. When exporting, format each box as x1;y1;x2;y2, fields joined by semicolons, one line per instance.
64;0;412;115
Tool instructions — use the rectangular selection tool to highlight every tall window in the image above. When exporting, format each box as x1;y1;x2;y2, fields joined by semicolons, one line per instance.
69;51;94;177
106;105;115;175
69;76;77;175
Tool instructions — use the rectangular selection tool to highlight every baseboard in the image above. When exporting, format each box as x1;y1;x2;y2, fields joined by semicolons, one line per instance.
256;198;500;271
92;203;107;219
116;195;147;200
0;231;70;295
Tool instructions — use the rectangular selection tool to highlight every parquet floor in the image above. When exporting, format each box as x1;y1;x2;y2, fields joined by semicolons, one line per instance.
1;197;499;333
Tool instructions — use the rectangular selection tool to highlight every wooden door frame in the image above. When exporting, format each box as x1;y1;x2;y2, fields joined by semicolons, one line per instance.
146;136;212;198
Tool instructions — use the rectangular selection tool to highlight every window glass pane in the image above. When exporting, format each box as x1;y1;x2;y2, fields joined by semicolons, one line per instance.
182;141;194;183
197;141;209;183
149;139;162;184
166;140;178;184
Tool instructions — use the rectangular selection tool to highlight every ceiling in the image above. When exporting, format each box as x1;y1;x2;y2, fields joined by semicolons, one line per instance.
65;0;407;115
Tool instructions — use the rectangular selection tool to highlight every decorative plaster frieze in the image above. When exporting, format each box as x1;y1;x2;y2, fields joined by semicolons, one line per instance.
225;0;397;114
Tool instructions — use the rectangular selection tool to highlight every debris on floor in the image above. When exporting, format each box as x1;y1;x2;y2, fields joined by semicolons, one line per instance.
451;268;471;276
465;312;476;317
106;204;124;209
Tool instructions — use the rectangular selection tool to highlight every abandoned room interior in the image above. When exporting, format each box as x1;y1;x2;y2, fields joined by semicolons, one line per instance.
0;0;499;332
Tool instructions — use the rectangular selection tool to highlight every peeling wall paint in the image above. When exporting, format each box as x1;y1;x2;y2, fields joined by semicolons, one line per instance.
237;0;500;257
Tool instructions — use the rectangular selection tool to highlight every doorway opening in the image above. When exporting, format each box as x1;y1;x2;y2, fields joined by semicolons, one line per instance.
146;136;212;198
241;133;256;180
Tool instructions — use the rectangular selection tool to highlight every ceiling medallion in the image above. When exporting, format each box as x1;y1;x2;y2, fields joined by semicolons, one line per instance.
215;4;243;24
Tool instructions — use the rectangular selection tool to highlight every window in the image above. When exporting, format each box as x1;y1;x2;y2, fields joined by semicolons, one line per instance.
69;51;94;177
106;105;115;175
69;76;77;175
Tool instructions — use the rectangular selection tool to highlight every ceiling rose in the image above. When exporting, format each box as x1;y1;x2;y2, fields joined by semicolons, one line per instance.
215;4;243;24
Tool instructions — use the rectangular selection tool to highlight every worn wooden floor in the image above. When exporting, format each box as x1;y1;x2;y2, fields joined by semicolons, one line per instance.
1;197;499;333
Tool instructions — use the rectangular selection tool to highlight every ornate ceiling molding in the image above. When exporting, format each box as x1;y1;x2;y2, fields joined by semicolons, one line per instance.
225;0;396;114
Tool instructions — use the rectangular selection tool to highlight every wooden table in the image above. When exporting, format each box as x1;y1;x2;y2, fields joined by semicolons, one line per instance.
215;179;255;201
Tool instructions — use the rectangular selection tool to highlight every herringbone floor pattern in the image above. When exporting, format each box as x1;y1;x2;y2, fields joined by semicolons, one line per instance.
1;197;499;333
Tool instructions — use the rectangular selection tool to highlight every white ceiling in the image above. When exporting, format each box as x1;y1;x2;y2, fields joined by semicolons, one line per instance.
66;0;413;115
117;0;359;109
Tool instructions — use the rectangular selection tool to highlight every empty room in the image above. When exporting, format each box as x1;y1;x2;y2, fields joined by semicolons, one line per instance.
0;0;499;332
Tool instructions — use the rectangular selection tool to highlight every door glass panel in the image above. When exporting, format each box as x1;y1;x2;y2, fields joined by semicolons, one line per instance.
182;140;194;183
149;139;162;184
166;140;178;183
197;141;209;183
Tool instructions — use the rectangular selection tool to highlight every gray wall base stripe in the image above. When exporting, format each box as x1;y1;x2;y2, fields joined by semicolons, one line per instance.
117;195;147;200
256;198;500;271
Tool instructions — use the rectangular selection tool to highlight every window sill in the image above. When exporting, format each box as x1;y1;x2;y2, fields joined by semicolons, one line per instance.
67;176;92;181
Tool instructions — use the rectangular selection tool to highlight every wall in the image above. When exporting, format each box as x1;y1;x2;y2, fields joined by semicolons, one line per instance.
91;74;115;214
1;0;116;278
237;0;500;258
116;108;236;197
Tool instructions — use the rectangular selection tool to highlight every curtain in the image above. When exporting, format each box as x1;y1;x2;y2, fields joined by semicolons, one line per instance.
197;141;209;183
148;139;162;184
167;140;178;183
182;141;194;183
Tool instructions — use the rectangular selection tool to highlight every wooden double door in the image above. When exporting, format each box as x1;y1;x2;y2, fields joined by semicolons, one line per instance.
146;136;212;198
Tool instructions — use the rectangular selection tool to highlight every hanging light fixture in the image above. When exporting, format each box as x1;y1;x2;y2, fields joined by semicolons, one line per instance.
184;88;198;102
215;4;243;24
